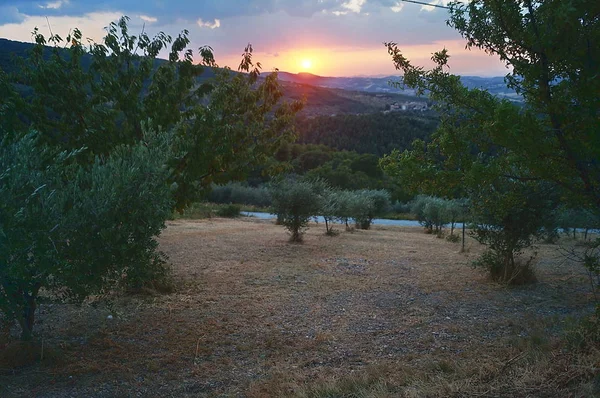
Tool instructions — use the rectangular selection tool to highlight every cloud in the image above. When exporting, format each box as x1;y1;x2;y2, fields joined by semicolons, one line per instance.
197;18;220;29
390;2;404;13
341;0;366;13
139;15;157;23
0;0;505;76
39;1;68;10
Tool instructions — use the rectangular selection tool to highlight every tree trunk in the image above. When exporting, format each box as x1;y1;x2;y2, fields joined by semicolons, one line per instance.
18;293;37;341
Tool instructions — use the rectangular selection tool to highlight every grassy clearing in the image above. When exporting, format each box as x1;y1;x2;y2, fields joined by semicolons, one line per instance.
1;218;598;397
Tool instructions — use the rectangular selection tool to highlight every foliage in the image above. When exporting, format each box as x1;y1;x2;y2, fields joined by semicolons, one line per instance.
333;190;355;230
320;188;341;235
0;17;300;341
381;1;599;284
557;207;600;240
381;0;600;210
216;204;242;218
4;17;301;210
296;112;438;157
348;190;391;230
208;182;272;208
0;131;174;340
469;180;558;283
410;195;445;233
269;178;323;242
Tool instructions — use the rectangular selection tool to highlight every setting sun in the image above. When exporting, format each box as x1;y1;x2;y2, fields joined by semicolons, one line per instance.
301;58;312;70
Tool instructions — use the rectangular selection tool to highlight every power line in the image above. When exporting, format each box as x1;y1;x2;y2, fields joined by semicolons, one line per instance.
400;0;452;10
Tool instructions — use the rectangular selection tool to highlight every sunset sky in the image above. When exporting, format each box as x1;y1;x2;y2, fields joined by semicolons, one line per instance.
0;0;509;77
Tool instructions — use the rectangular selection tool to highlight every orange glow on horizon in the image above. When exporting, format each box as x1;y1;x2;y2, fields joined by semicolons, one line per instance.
211;40;508;77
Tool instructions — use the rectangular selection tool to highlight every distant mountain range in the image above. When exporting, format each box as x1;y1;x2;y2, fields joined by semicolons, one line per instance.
277;71;520;101
0;37;520;117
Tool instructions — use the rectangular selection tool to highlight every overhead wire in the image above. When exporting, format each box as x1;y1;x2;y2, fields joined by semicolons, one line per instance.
399;0;452;10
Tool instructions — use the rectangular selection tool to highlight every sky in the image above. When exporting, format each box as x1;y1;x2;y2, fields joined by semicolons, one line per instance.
0;0;509;77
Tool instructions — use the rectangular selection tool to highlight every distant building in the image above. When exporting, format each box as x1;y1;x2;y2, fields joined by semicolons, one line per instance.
384;101;428;113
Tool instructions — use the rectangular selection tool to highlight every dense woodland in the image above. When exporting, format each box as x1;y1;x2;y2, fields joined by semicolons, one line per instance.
295;112;438;156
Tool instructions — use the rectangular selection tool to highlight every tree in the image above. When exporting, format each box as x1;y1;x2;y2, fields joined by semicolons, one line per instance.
270;178;323;242
382;0;600;211
469;180;559;283
381;0;599;279
349;190;391;230
0;131;174;340
7;17;302;210
0;17;300;340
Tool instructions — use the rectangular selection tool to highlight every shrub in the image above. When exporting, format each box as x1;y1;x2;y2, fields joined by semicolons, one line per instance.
410;195;451;233
473;250;537;285
270;178;322;242
469;180;558;284
446;233;460;243
208;183;272;208
350;190;391;230
0;131;174;340
216;204;241;218
321;188;341;235
334;190;355;230
349;191;375;230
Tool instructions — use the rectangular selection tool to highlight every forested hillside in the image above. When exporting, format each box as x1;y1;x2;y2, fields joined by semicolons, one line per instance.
296;111;438;156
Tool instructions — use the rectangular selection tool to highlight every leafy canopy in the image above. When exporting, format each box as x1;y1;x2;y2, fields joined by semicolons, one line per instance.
381;0;600;211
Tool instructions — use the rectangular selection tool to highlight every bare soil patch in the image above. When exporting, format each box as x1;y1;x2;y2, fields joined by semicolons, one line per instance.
1;218;598;397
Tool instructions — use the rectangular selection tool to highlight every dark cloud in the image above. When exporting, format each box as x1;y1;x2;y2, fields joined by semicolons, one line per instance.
2;0;347;23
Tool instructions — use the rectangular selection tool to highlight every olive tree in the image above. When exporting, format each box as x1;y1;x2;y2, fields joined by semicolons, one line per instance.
270;179;322;242
0;131;174;340
350;190;391;230
469;180;559;283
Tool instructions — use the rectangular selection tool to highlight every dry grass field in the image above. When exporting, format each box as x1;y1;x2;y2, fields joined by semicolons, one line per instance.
1;217;598;397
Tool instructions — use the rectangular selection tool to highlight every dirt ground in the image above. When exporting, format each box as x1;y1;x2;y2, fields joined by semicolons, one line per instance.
1;218;598;397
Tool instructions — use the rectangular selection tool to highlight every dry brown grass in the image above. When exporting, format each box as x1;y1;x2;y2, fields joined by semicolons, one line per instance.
1;218;598;397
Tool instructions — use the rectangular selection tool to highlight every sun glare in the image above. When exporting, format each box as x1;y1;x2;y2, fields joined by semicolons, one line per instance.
301;59;312;70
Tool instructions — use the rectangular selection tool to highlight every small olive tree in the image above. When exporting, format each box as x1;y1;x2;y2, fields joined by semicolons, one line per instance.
334;190;355;230
0;131;174;340
350;190;391;230
470;180;558;284
321;189;341;235
270;179;322;242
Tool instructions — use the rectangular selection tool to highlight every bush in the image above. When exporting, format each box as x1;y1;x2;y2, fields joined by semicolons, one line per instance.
216;204;241;218
410;195;452;233
469;180;557;284
446;233;460;243
321;188;341;235
0;131;174;340
208;183;272;208
350;190;391;230
270;178;322;242
349;191;375;230
334;190;355;230
473;250;537;285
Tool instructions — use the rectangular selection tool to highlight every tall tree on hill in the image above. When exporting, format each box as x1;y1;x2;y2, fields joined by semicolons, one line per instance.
381;0;599;281
0;17;301;340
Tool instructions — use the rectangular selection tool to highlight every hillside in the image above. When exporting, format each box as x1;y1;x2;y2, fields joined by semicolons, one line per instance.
296;111;438;156
0;38;428;117
278;71;520;101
